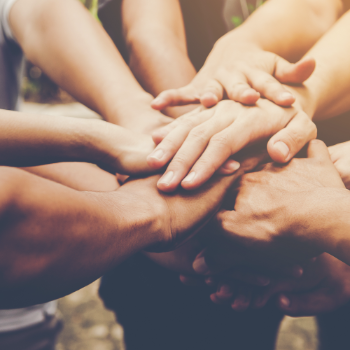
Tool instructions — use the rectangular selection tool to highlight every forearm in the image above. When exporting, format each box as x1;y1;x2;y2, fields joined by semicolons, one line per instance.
220;0;343;62
291;10;350;120
9;0;151;125
22;162;119;192
0;109;155;174
0;167;162;308
123;0;196;96
0;109;105;167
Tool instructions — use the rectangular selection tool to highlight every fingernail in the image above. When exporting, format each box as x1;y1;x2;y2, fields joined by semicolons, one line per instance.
222;160;240;172
193;257;209;275
279;92;294;101
274;141;290;159
292;265;304;278
149;149;164;161
257;277;270;287
279;294;291;308
158;171;174;186
183;172;196;183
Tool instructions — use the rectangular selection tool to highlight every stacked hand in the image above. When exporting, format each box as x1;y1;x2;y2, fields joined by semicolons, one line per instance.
151;40;315;108
147;99;316;192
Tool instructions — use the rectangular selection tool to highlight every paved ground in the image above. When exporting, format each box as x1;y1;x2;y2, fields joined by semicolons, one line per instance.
21;102;319;350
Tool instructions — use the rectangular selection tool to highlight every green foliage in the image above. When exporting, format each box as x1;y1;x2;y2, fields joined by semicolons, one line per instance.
79;0;100;21
231;16;243;28
231;0;266;28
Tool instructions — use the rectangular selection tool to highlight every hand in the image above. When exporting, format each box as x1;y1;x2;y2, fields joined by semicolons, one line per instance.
105;93;173;135
151;39;315;109
207;253;350;316
329;141;350;189
191;140;345;275
256;253;350;316
120;146;268;251
147;99;316;192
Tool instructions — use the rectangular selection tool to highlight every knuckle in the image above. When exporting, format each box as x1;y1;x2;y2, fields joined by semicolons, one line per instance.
188;126;210;144
210;133;231;150
170;154;191;169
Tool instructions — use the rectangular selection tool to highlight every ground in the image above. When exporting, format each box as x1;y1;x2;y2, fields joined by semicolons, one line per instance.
21;102;319;350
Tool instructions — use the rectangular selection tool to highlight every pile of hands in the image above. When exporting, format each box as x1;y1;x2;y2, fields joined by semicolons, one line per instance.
122;39;350;316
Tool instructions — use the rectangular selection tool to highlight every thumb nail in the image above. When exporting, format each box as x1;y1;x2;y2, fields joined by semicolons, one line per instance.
274;141;290;159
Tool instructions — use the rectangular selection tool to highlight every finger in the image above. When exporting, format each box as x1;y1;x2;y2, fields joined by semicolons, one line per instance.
181;115;263;190
306;139;332;161
219;71;260;105
147;109;213;171
275;57;316;84
199;79;224;107
215;284;235;301
158;103;242;192
151;85;200;110
267;111;317;163
151;107;204;145
231;287;253;311
278;290;336;316
247;70;295;107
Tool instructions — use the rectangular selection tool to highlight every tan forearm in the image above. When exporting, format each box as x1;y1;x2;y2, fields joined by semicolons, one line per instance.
296;10;350;120
122;0;196;96
9;0;150;124
22;162;119;192
0;167;162;308
222;0;343;62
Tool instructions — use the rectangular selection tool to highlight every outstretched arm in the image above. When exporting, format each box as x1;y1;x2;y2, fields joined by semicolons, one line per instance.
291;9;350;120
122;0;196;118
9;0;169;131
152;0;344;108
0;146;266;308
0;109;155;174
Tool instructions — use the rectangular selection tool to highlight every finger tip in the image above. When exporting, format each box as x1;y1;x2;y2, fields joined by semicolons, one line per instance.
269;140;290;163
200;93;219;107
278;294;291;309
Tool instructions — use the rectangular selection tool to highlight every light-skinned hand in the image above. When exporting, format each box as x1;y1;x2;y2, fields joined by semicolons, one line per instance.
148;99;316;192
151;40;315;109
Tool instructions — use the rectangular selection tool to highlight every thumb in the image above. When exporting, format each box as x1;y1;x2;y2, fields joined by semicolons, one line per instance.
278;290;336;316
275;57;316;84
151;85;199;110
306;139;331;161
268;111;317;163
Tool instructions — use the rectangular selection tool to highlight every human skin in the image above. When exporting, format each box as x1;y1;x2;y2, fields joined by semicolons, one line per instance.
152;0;345;108
9;0;170;133
0;109;156;174
0;145;266;308
122;0;197;118
149;8;350;191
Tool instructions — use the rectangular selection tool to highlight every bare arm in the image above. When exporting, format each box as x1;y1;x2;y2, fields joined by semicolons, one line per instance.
22;162;119;192
0;109;155;174
290;9;350;120
122;0;196;118
153;0;344;109
0;147;265;307
9;0;168;131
